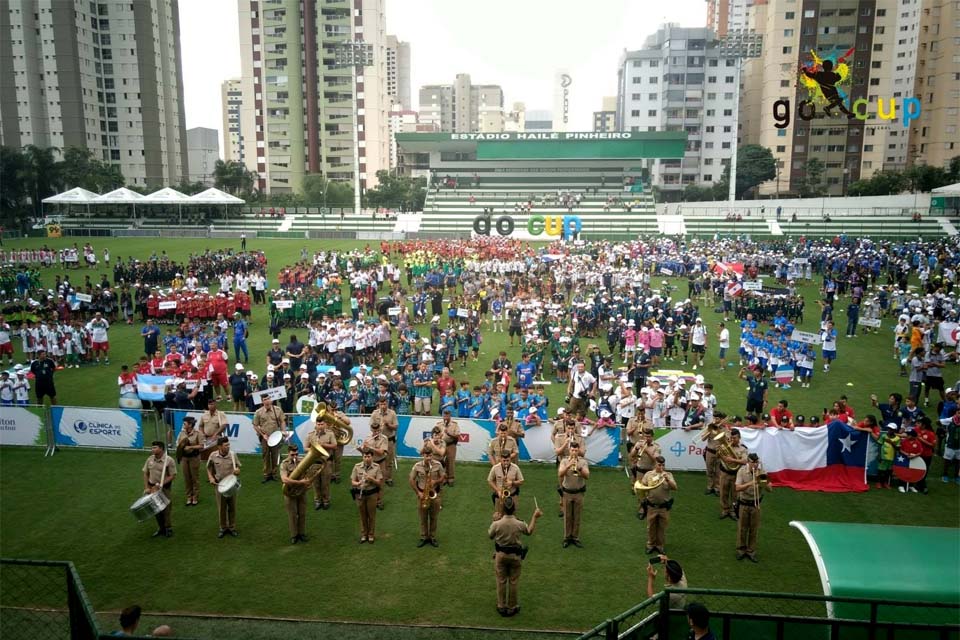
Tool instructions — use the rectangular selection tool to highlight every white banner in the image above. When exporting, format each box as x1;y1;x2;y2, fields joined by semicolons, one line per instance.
0;407;45;446
251;386;286;405
654;429;708;471
743;280;763;292
791;330;822;345
792;257;809;264
173;411;265;455
273;300;294;309
937;322;959;346
52;407;143;449
158;301;178;310
74;293;92;303
858;318;881;328
660;267;673;276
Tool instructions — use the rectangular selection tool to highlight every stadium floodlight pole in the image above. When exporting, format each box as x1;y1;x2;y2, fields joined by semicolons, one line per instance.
334;40;375;217
718;30;762;204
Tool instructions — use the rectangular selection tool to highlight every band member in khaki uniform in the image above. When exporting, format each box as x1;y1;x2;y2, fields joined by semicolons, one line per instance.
198;399;227;461
330;408;350;483
701;415;725;495
370;398;399;486
437;410;461;485
409;447;446;547
488;496;543;617
558;441;589;548
489;423;518;464
718;429;749;520
280;444;313;544
423;427;446;464
487;457;524;520
630;428;660;519
641;456;677;555
206;437;241;538
142;440;176;538
735;452;772;562
501;408;525;442
306;419;338;510
360;423;389;509
253;395;286;482
176;416;203;506
624;413;644;469
351;451;384;543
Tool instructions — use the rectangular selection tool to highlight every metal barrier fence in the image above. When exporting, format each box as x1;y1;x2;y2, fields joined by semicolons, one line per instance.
578;588;960;640
0;559;186;639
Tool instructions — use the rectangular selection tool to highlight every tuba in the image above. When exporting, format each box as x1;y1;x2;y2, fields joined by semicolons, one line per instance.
713;431;741;472
633;472;664;498
281;443;330;497
310;401;354;445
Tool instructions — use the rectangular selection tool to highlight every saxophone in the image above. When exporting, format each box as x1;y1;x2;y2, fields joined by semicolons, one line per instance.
421;461;438;509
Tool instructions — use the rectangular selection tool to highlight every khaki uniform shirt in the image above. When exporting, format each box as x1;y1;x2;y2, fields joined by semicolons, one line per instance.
280;455;308;496
633;442;661;470
625;415;644;443
559;457;588;490
207;450;240;482
489;434;518;462
370;408;399;438
306;428;338;454
723;443;749;470
437;419;460;445
253;405;285;436
360;433;389;461
143;455;177;486
487;463;524;492
177;429;203;456
736;465;760;503
488;514;531;548
554;433;586;458
503;418;525;440
409;459;444;491
198;411;227;439
423;438;446;463
351;462;383;491
551;419;567;439
642;469;674;505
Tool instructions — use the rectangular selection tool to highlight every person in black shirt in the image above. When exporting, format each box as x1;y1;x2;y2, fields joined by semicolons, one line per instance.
29;348;57;404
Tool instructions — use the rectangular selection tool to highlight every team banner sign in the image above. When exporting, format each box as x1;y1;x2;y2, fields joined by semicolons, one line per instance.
172;410;620;467
52;407;143;449
0;407;46;446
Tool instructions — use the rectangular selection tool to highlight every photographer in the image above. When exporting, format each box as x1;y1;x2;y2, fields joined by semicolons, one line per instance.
567;361;596;416
646;554;688;609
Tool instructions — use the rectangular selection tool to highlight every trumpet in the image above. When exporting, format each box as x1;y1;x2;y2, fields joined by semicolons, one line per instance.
570;455;580;477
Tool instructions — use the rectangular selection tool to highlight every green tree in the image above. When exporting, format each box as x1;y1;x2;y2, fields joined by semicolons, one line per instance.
22;145;63;216
948;156;960;182
681;184;717;202
716;145;777;199
0;147;32;230
213;160;257;198
797;157;827;197
175;180;207;195
362;170;426;211
905;164;949;193
59;146;124;193
302;174;354;207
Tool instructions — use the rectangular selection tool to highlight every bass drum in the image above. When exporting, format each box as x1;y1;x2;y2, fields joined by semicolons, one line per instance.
119;393;143;409
129;491;170;522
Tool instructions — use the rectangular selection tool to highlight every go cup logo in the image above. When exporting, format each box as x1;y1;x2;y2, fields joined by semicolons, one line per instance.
473;214;583;239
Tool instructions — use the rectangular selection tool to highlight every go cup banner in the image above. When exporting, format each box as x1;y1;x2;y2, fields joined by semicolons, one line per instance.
0;407;45;446
52;407;143;449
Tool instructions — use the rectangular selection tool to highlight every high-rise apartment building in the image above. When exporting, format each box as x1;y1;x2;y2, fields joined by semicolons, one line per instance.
419;74;505;133
741;0;936;196
908;0;960;170
707;0;754;37
186;127;219;185
617;25;739;200
221;79;244;163
385;35;411;110
236;0;390;195
0;0;188;187
593;96;617;132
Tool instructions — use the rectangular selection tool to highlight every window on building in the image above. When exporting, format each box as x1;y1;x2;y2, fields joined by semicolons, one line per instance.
703;174;713;181
649;76;658;83
776;145;786;152
723;109;732;116
649;93;658;99
632;77;642;84
705;142;714;149
782;46;793;54
804;9;816;17
721;141;731;149
785;11;795;19
631;109;640;116
780;79;790;87
648;109;657;116
650;60;659;67
876;8;886;16
705;125;715;132
784;28;794;37
873;43;883;51
723;125;732;132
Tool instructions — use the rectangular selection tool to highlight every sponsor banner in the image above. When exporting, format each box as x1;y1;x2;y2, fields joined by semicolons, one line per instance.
250;386;286;405
0;407;45;446
792;257;809;264
858;318;881;328
52;406;143;449
171;410;288;455
158;301;178;310
273;300;294;309
743;280;763;292
791;330;822;345
654;429;706;471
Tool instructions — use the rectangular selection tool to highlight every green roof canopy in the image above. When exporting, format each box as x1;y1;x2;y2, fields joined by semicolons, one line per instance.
790;521;960;624
395;131;687;160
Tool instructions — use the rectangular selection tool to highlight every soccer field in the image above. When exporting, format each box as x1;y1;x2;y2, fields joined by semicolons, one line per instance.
1;235;959;634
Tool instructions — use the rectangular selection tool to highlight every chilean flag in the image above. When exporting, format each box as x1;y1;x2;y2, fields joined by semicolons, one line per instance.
893;454;926;484
738;420;868;492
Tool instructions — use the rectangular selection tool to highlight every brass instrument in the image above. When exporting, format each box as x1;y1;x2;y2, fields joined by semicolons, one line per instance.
281;443;330;497
501;478;513;499
714;430;742;472
310;401;354;445
421;461;439;509
633;472;664;497
570;454;580;477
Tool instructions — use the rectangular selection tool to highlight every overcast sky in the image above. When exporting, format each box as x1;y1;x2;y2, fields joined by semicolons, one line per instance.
179;0;706;148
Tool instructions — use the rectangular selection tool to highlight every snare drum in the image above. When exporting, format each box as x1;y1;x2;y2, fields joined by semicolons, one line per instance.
129;491;170;522
119;393;143;409
266;431;284;448
217;475;241;498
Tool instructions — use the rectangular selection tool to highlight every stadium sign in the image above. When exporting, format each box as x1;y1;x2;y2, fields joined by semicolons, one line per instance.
450;131;635;141
473;214;582;239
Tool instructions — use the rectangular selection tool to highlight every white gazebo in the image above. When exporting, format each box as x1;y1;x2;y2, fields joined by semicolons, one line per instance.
144;187;192;225
932;183;960;196
41;187;101;216
188;187;246;223
94;187;147;221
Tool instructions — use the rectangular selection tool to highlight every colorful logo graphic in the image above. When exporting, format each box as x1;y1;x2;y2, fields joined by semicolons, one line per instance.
799;48;856;117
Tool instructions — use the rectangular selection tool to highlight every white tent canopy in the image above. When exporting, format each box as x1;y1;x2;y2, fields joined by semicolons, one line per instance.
932;183;960;196
95;187;147;204
143;187;191;202
42;187;100;204
189;187;245;204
